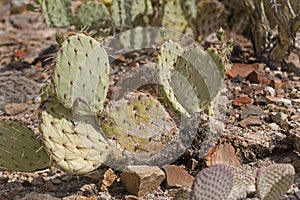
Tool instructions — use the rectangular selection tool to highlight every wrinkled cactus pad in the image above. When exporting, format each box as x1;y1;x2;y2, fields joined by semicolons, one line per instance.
100;92;178;154
40;97;109;174
0;119;49;172
191;164;234;200
256;163;295;200
53;33;110;113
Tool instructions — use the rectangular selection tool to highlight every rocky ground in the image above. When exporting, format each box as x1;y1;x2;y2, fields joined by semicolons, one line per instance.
0;1;300;200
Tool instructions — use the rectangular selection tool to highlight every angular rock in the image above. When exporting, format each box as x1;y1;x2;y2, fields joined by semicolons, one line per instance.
239;116;262;128
240;105;264;119
233;96;252;107
265;96;292;108
98;168;117;191
205;143;241;168
120;165;165;197
270;112;288;126
43;181;57;192
247;70;271;85
264;86;276;97
163;165;194;189
228;63;259;78
269;78;282;89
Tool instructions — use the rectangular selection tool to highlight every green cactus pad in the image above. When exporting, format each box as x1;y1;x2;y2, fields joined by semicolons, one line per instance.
39;0;72;27
195;1;228;39
110;0;154;31
156;40;191;117
53;33;110;113
191;164;234;200
75;1;112;36
100;92;178;155
161;0;189;33
40;97;109;174
256;163;295;200
0;119;49;172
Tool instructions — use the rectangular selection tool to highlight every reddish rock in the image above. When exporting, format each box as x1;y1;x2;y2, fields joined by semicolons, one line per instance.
246;70;271;85
163;165;194;189
227;63;259;78
239;116;262;128
233;96;252;106
269;78;282;89
205;143;241;168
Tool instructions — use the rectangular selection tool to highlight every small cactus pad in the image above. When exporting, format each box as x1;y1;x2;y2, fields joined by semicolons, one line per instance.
53;33;110;113
39;0;72;27
0;119;49;172
256;163;295;200
75;1;112;36
100;92;178;154
40;97;109;174
191;164;234;200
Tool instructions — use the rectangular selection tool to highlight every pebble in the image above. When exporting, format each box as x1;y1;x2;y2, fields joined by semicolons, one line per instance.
98;168;117;191
43;181;57;192
16;193;60;200
264;86;276;97
267;123;280;131
120;165;165;197
31;176;45;187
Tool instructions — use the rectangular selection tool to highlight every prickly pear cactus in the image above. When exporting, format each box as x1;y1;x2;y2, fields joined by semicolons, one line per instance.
195;1;228;39
39;0;72;27
52;33;110;113
256;163;295;200
157;39;226;116
110;0;154;31
191;164;235;200
100;92;178;154
161;0;189;33
75;1;112;36
0;119;49;172
40;97;110;174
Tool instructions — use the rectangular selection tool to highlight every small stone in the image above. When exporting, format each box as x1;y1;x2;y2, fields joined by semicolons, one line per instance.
31;176;45;187
51;179;62;185
282;157;293;163
205;143;241;168
247;70;271;85
265;96;292;108
171;188;192;200
0;176;8;184
269;78;282;89
120;165;165;197
292;99;300;106
18;193;60;200
163;165;194;189
233;96;252;106
98;168;117;191
4;102;28;115
240;105;264;119
264;86;276;97
43;181;57;192
286;52;300;75
267;123;280;131
270;112;287;126
239;116;262;128
124;195;139;200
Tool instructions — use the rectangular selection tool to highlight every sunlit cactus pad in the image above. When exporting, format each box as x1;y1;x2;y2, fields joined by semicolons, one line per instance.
256;163;295;200
53;33;110;113
191;164;234;200
0;119;49;172
40;97;109;174
100;92;178;155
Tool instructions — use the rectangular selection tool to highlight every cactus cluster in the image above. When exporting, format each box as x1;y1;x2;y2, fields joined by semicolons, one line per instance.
191;163;295;200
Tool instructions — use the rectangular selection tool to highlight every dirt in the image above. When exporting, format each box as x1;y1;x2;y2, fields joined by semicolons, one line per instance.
0;2;299;200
